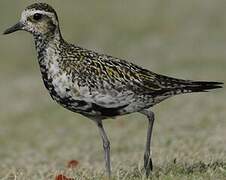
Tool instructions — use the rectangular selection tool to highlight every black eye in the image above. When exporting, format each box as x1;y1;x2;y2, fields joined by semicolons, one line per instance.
33;13;43;21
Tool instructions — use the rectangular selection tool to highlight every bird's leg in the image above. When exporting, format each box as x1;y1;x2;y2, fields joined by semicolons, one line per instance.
96;121;111;177
140;110;155;177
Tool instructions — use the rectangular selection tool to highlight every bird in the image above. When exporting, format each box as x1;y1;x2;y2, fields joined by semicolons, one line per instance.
3;3;223;178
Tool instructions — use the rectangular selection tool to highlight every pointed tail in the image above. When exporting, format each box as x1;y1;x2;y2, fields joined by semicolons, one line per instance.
180;81;223;93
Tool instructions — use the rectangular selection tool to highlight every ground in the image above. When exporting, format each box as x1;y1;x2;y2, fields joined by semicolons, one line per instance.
0;0;226;179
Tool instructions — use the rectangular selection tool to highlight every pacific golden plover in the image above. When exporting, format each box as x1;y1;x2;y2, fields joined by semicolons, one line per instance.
3;3;223;177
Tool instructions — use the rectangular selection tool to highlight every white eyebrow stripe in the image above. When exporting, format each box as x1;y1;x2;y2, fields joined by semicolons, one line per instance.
21;9;57;24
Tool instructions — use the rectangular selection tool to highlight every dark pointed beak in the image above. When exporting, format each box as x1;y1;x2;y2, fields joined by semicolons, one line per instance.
3;22;24;35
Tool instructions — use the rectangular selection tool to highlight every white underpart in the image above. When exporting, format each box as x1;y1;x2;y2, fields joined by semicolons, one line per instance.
43;43;92;101
93;92;134;107
44;44;72;98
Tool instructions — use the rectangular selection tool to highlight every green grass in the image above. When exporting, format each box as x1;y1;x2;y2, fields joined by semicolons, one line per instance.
0;0;226;179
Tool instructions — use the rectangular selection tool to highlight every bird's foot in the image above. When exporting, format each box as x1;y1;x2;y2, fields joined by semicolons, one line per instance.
144;156;153;177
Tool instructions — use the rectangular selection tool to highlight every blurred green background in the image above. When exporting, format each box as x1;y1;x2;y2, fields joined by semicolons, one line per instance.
0;0;225;179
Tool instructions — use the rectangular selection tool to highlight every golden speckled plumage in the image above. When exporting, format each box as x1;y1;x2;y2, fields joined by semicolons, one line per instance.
3;2;223;177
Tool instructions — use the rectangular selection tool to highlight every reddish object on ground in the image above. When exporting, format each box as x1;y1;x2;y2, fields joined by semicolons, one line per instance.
55;174;75;180
67;160;79;168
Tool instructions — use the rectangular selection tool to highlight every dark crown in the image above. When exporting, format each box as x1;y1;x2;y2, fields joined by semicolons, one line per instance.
26;3;57;16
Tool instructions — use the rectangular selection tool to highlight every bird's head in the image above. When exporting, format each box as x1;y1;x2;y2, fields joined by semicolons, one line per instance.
3;3;60;37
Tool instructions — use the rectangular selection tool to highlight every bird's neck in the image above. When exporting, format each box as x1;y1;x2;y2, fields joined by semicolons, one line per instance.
33;31;65;92
33;28;68;72
34;30;62;56
33;29;65;73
